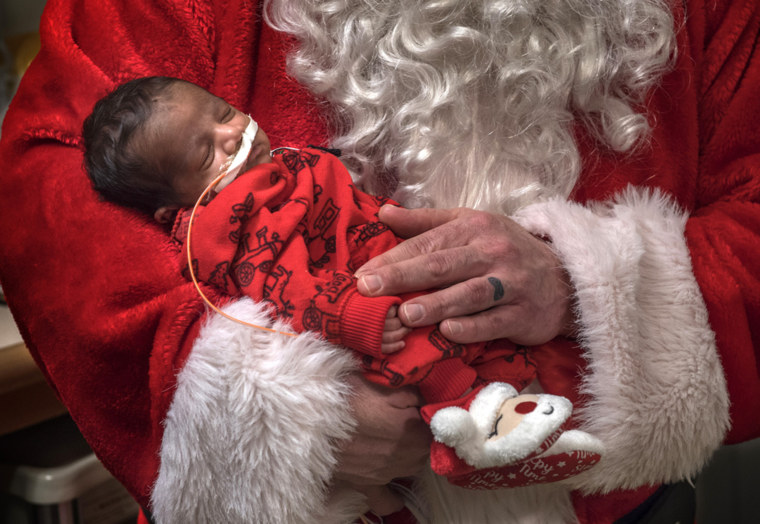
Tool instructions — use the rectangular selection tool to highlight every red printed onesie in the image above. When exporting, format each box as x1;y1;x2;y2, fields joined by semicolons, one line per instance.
172;147;535;402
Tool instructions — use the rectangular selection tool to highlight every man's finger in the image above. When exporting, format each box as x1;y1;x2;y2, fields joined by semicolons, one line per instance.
396;276;514;327
356;245;485;297
355;207;463;275
377;205;459;239
438;305;547;345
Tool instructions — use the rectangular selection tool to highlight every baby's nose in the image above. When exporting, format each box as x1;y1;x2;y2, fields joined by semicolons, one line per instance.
216;123;243;155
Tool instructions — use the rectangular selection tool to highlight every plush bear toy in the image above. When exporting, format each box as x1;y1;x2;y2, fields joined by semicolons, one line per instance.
422;382;604;489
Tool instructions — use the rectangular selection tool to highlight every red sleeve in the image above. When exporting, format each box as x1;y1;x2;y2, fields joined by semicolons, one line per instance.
0;0;328;508
683;0;760;444
565;0;760;446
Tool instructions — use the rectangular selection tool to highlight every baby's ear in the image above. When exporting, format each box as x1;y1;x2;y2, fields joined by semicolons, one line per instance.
154;205;179;224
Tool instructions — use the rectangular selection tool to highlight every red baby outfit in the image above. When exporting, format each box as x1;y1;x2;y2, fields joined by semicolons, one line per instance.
172;147;536;402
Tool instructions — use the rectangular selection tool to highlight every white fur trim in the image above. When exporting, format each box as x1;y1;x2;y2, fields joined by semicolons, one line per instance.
151;298;363;523
415;469;578;524
513;187;730;492
545;430;605;457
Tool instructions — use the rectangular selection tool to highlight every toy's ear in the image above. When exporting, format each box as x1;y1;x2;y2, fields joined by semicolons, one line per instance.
430;407;477;448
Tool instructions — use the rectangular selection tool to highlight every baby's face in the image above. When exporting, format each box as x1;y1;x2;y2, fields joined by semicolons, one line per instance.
147;81;271;207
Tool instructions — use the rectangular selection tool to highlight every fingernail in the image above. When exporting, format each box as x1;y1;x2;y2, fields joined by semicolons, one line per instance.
402;303;425;323
360;274;382;294
444;320;462;335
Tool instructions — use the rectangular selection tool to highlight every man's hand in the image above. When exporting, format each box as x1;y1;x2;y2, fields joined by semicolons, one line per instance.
335;375;431;515
355;205;576;345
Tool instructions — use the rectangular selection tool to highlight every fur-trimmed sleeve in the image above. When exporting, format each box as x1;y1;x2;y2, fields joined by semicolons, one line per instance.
151;298;368;523
513;187;730;492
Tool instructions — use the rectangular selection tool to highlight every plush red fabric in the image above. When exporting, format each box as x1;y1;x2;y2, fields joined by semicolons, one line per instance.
136;509;151;524
0;0;330;507
0;0;758;522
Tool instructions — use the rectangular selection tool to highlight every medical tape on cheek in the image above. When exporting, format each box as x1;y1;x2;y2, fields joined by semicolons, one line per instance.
214;116;259;193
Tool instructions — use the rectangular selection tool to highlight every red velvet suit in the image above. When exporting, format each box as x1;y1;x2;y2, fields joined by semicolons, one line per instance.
0;0;758;522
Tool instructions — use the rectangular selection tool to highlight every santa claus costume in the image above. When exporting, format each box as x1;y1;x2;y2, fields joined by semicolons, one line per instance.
0;0;758;522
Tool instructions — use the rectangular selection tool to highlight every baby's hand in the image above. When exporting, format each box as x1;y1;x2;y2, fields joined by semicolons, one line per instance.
382;306;411;354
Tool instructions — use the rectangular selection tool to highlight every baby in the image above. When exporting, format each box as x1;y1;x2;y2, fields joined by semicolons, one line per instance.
82;76;603;487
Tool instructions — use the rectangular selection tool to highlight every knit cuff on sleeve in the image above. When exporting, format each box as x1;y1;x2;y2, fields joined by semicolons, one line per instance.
340;291;401;357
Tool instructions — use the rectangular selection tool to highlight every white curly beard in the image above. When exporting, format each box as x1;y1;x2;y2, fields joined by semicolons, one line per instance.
266;0;675;214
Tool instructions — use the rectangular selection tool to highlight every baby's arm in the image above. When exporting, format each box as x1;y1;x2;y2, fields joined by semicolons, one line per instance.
382;305;412;354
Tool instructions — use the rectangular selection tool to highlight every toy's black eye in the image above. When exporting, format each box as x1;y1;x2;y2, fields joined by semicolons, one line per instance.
488;414;503;439
543;405;554;415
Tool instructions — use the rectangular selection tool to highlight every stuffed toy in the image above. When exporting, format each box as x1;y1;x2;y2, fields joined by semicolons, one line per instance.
423;382;603;489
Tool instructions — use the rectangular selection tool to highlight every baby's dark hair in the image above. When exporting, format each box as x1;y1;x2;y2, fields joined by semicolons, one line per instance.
82;76;184;214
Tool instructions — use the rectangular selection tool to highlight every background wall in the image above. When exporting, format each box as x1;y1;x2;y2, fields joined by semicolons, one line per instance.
1;0;47;34
0;0;46;136
697;438;760;524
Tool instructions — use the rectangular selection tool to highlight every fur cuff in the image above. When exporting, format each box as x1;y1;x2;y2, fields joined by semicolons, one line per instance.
151;298;362;523
513;187;730;492
414;469;577;524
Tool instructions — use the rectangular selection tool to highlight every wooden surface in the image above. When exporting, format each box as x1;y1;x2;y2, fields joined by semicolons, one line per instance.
0;342;67;436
